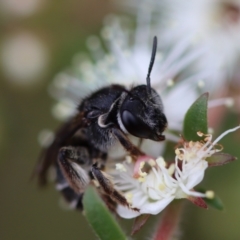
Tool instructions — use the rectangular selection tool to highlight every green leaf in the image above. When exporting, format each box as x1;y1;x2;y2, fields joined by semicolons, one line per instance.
83;185;126;240
197;188;224;211
207;152;237;167
183;93;209;141
204;195;224;211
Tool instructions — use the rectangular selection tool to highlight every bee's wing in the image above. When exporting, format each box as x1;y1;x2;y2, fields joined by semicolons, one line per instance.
34;113;86;186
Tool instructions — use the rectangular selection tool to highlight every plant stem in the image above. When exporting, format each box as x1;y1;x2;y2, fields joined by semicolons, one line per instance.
153;201;183;240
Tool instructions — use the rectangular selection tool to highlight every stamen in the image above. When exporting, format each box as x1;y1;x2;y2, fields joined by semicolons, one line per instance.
138;177;146;182
126;156;132;163
204;136;211;142
211;126;240;147
178;182;207;198
138;162;147;177
148;159;156;167
208;127;214;134
166;78;174;87
205;190;215;199
156;157;166;167
197;80;205;88
175;148;184;160
197;131;204;137
208;97;234;108
168;164;175;176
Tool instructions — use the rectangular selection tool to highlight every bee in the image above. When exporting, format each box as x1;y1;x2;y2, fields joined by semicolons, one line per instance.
36;36;167;211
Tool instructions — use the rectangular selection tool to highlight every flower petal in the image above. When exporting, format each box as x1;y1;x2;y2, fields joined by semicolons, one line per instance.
140;196;175;215
116;205;141;219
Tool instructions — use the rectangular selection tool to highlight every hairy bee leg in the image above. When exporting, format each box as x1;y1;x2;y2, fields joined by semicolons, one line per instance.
101;193;117;212
112;128;144;157
91;163;129;207
55;164;83;210
58;147;90;194
91;164;139;211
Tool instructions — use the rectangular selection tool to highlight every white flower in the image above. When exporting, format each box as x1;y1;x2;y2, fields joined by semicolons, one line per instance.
160;0;240;90
113;157;177;218
47;14;236;162
49;14;206;138
120;0;240;90
163;0;240;89
113;126;240;219
174;134;215;199
173;126;240;197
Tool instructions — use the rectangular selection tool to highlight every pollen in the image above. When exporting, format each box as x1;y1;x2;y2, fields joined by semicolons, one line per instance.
197;80;205;88
159;183;166;191
188;141;195;148
116;163;127;172
175;148;180;155
196;131;212;143
138;161;147;177
168;163;175;176
138;176;146;182
197;131;204;137
148;159;156;167
166;78;174;87
206;190;215;199
175;148;184;160
156;157;166;167
204;136;211;142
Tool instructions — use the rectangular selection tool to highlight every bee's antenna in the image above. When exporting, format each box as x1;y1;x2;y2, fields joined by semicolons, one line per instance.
147;36;157;94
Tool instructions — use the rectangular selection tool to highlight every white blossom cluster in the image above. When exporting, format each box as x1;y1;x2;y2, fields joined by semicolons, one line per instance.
113;127;240;218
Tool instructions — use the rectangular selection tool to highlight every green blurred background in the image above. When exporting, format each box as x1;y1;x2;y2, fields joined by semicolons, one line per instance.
0;0;240;239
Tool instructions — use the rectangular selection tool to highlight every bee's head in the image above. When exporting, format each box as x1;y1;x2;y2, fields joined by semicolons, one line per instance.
119;86;167;141
119;36;167;141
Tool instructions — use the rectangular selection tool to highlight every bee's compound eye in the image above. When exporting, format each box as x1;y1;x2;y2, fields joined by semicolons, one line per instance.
121;110;151;138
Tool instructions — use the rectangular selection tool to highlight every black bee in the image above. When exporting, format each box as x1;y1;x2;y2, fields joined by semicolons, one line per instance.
36;36;167;211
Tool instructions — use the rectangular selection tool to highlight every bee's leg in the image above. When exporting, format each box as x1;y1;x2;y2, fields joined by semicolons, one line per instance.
112;128;144;158
91;163;139;211
55;164;83;210
100;193;118;213
58;146;90;194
